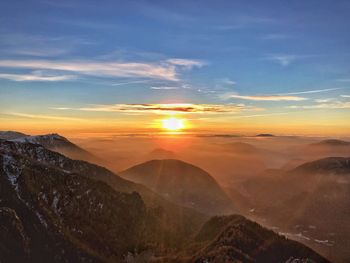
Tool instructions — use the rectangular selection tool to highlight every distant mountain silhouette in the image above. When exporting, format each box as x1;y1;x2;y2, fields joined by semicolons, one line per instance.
256;133;275;137
291;157;350;175
311;139;350;147
214;141;285;183
147;147;176;159
121;159;235;215
298;139;350;159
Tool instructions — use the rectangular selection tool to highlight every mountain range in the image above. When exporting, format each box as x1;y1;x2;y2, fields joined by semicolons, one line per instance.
0;132;331;262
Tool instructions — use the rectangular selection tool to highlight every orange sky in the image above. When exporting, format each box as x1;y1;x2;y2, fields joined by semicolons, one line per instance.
1;105;349;137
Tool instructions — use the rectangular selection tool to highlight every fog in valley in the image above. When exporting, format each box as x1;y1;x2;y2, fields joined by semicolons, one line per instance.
67;133;350;263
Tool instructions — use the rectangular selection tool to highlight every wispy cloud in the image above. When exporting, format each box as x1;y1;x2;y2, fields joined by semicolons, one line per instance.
231;112;292;118
220;78;236;85
264;54;318;67
314;98;335;103
341;95;350;98
0;71;75;82
150;86;179;90
283;88;341;95
111;80;151;86
221;88;342;101
166;58;205;69
288;101;350;109
266;54;297;66
150;83;193;90
0;58;204;81
223;94;306;101
53;103;262;114
8;112;84;121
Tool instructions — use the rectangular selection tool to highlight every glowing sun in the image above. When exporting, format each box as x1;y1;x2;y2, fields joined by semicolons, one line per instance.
161;117;186;131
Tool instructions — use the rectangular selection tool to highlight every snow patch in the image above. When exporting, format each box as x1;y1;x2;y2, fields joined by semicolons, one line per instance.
2;154;21;191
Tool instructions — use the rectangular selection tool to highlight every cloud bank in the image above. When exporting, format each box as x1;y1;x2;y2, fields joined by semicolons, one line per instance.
54;103;262;114
223;94;306;101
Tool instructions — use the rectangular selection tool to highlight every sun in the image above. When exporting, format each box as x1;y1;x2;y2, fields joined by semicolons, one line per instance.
161;117;185;131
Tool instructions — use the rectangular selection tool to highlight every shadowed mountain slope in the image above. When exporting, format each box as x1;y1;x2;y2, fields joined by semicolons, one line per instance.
121;159;234;215
190;215;329;263
234;157;350;262
290;157;350;175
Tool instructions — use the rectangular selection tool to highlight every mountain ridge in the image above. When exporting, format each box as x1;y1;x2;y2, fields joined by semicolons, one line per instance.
290;157;350;175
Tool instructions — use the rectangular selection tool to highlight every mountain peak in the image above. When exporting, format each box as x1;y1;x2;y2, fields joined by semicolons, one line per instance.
148;148;175;158
0;131;28;140
291;157;350;175
192;214;329;263
312;139;350;147
123;158;216;182
2;132;96;162
11;133;68;143
121;159;234;215
256;133;275;137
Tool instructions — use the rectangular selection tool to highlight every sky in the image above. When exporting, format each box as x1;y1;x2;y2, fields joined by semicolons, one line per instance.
0;0;350;135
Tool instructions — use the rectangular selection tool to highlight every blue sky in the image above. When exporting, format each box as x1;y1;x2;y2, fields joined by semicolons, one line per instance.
0;0;350;134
